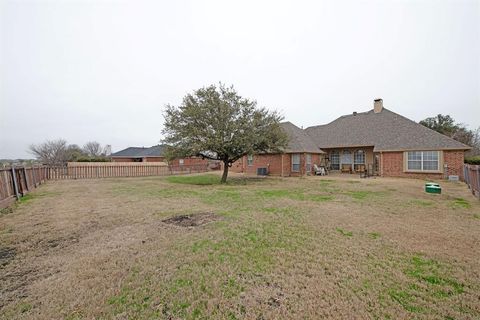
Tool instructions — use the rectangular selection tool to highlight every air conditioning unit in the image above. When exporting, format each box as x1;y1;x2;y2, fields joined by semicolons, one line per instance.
257;167;268;176
448;175;459;181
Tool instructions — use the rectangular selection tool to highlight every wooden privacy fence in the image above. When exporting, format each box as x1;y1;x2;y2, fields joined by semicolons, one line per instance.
464;164;480;199
0;163;210;209
48;163;209;179
0;166;48;209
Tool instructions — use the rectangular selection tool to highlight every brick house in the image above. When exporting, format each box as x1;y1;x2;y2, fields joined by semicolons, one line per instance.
111;144;211;167
231;122;325;176
305;99;470;180
233;99;470;179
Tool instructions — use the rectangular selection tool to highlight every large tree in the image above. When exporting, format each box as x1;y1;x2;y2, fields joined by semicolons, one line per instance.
419;114;475;147
419;114;458;137
83;141;105;157
162;84;288;183
66;144;88;162
29;139;69;166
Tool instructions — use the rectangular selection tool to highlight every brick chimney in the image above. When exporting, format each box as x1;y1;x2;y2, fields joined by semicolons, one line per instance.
374;98;383;113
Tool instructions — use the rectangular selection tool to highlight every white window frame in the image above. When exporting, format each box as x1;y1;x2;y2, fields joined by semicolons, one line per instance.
330;151;340;170
291;154;301;172
341;149;352;164
354;150;366;171
405;151;441;172
306;154;312;173
247;154;253;166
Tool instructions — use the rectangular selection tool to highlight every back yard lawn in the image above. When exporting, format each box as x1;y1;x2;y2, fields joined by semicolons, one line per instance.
1;174;479;319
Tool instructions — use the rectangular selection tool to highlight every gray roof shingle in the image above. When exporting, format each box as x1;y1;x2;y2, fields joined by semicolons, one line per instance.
280;122;324;153
111;145;167;158
305;108;470;152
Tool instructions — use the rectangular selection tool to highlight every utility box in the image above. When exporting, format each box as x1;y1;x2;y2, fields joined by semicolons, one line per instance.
425;182;441;194
256;167;268;176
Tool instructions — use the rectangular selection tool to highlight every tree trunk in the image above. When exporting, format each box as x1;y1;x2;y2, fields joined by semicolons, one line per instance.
221;161;229;183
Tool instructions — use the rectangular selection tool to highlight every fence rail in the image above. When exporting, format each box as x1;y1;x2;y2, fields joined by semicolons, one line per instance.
0;163;209;209
0;166;49;209
464;164;480;199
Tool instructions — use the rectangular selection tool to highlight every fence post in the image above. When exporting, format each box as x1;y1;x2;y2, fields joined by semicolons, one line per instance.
23;167;29;192
11;167;20;200
477;167;480;198
31;166;37;187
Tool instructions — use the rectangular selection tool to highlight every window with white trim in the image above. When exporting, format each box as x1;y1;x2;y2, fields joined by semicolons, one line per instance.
330;151;340;170
354;150;365;171
291;154;300;172
247;154;253;166
306;154;312;173
407;151;440;171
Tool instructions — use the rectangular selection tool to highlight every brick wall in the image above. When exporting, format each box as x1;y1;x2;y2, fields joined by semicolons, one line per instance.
169;157;210;167
444;150;465;180
381;150;465;180
231;154;287;175
231;153;324;176
145;157;165;162
111;157;137;162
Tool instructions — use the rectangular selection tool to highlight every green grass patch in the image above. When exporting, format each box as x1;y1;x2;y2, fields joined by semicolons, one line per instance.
375;254;467;316
261;207;297;217
336;227;353;237
346;190;385;200
473;214;480;219
0;206;14;216
166;174;222;185
256;189;306;201
106;207;309;319
368;232;381;239
311;195;334;202
111;184;200;199
410;199;434;207
318;179;334;184
388;289;423;313
404;255;464;295
451;198;471;209
201;189;243;206
18;194;34;203
17;191;63;204
256;189;334;203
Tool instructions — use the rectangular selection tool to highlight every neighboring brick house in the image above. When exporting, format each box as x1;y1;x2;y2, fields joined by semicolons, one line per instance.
304;99;470;180
231;122;325;176
111;145;210;167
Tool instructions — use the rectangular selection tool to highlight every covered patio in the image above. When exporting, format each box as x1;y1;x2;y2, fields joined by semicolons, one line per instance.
323;147;378;174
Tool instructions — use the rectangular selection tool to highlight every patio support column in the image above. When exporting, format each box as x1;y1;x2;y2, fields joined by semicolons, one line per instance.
281;154;284;177
303;153;307;176
380;152;383;176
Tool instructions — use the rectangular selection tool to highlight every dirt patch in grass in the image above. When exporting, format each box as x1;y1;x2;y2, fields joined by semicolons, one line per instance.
162;212;220;227
0;247;16;267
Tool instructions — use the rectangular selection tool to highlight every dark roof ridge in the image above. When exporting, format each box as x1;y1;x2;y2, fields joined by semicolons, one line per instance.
305;109;374;130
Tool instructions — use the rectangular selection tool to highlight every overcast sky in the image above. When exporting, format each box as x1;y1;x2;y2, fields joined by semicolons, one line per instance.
1;0;479;158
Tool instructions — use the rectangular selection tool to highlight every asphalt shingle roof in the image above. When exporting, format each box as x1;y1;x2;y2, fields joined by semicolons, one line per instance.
280;122;324;153
111;145;167;158
305;108;470;152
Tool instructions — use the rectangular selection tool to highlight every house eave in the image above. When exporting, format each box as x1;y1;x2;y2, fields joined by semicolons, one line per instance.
374;147;471;152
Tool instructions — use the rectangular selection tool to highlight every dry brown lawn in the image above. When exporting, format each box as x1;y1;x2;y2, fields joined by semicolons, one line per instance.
0;173;479;319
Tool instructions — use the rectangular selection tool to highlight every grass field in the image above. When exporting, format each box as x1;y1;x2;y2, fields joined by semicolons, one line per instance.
1;173;479;319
